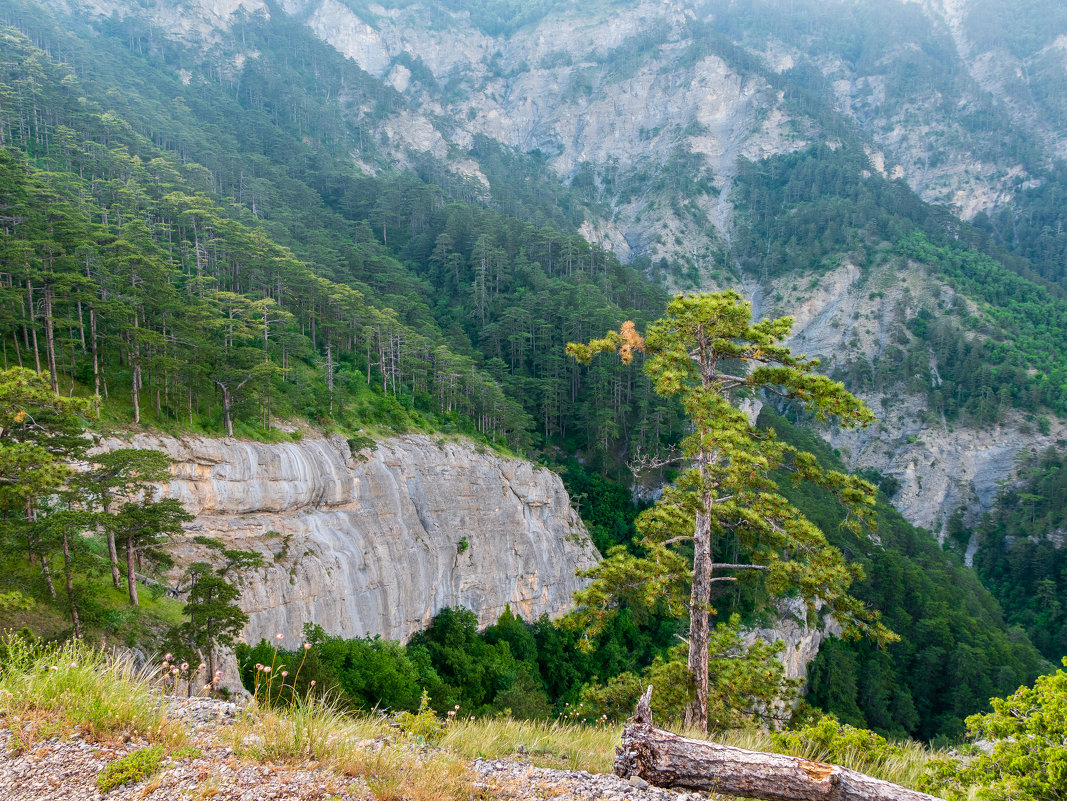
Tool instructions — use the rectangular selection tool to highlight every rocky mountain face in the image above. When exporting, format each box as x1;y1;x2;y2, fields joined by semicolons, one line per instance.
39;0;1067;535
45;0;1067;538
102;433;597;643
758;260;1066;542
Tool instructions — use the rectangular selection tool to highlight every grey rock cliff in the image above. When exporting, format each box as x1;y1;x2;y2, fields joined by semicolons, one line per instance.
744;598;842;689
102;433;598;644
762;261;1066;540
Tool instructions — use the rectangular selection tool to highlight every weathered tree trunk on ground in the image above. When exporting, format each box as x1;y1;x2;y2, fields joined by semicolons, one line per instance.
616;688;943;801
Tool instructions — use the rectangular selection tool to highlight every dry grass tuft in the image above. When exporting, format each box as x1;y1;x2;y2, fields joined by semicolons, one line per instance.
228;697;481;801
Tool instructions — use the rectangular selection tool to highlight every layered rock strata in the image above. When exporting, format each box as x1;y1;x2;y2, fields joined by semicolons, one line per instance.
102;433;598;644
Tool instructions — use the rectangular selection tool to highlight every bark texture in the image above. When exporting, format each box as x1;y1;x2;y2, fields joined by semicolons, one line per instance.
615;688;943;801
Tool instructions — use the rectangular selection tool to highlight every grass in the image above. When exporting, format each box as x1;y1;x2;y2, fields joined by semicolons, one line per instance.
0;636;184;748
0;636;945;800
96;744;165;791
227;698;477;801
226;699;941;793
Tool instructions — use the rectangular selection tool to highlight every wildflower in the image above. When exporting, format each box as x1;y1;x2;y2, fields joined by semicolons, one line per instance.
70;662;77;668
171;667;179;675
303;643;312;650
198;663;205;671
49;666;57;671
164;653;173;661
180;662;189;671
215;671;223;678
263;666;271;674
281;671;288;677
276;633;284;641
255;663;263;671
309;680;316;687
203;684;212;691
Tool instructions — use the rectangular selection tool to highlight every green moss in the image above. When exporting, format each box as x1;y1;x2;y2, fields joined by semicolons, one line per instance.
96;745;164;792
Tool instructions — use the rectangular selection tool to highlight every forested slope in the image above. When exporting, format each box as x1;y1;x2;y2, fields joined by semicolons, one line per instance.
0;3;680;464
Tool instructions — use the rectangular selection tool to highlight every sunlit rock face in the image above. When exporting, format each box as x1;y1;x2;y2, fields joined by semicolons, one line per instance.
101;433;598;644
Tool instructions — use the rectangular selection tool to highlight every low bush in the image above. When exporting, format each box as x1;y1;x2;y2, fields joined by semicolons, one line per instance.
96;745;164;791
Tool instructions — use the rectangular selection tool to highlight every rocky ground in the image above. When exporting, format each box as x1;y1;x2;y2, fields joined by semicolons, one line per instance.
0;698;710;801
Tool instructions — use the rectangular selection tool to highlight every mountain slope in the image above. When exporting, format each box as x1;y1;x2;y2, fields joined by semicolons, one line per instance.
44;0;1067;537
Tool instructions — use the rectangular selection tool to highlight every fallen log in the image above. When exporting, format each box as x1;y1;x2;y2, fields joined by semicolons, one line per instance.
614;687;944;801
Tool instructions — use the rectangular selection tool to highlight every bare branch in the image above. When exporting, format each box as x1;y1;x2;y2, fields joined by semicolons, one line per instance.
710;563;768;571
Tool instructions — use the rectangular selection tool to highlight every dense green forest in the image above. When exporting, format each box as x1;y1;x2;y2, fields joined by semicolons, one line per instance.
0;3;682;467
766;411;1046;741
964;449;1067;663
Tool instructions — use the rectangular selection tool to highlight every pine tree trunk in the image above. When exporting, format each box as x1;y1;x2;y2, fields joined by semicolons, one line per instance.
326;340;334;413
107;520;122;589
130;321;142;425
126;535;139;606
61;530;81;639
40;553;57;599
221;384;234;437
684;477;714;730
89;302;100;403
618;688;943;801
42;280;59;394
27;281;41;374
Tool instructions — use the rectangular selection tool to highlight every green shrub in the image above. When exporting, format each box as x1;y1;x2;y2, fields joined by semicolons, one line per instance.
395;690;445;743
772;716;903;766
96;745;164;791
923;658;1067;801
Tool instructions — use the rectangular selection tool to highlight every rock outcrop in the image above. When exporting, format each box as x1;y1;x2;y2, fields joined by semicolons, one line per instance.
101;433;598;644
762;261;1066;540
743;598;842;688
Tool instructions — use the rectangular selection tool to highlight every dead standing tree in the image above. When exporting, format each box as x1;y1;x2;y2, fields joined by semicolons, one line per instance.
615;688;944;801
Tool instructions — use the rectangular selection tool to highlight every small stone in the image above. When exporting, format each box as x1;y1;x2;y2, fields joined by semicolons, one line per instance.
629;775;650;789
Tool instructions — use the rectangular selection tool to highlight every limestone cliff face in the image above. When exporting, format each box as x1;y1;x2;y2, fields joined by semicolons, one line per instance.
103;433;598;644
760;261;1066;541
744;598;842;688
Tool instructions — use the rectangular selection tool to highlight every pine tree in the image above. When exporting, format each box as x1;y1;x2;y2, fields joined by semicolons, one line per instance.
568;292;896;732
168;540;263;681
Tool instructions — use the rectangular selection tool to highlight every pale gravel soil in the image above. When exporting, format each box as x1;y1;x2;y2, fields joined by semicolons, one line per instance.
0;698;709;801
